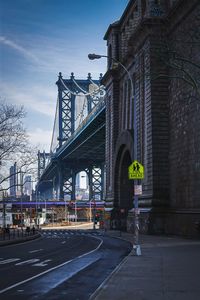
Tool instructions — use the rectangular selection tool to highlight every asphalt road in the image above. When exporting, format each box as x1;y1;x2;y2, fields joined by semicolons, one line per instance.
0;228;132;299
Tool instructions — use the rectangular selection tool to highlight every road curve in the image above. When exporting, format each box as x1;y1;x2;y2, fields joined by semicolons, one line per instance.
0;229;131;299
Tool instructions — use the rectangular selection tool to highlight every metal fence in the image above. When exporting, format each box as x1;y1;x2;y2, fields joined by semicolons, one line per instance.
0;227;37;241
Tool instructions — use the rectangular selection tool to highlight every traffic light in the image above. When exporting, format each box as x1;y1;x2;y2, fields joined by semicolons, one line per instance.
95;214;99;222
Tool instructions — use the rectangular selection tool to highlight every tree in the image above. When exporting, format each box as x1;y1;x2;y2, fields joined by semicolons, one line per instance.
0;101;28;162
0;101;37;194
0;144;38;192
151;27;200;95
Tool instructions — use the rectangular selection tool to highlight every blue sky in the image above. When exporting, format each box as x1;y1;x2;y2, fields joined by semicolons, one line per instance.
0;0;129;151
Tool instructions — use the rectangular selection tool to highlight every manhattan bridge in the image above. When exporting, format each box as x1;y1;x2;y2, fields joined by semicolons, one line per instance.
37;72;106;204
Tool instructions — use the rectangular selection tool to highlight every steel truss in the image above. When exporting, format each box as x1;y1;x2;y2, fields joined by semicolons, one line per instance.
37;151;50;179
61;166;103;201
56;72;104;149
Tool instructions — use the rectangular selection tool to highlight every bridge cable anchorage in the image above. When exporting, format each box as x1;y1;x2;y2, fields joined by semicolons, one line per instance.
60;77;105;97
72;77;104;97
88;78;99;88
72;78;88;94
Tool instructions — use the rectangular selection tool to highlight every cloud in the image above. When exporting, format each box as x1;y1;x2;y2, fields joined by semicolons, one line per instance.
28;128;52;152
0;82;56;117
0;33;106;79
0;35;40;63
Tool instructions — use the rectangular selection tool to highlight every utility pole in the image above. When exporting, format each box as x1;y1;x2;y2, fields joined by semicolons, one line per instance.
20;170;24;227
93;198;96;230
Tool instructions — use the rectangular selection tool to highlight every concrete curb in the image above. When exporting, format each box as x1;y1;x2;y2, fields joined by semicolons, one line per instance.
89;250;132;300
104;231;134;245
89;232;133;300
0;233;41;247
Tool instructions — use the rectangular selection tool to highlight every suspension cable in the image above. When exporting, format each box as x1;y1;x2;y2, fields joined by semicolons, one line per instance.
60;77;105;97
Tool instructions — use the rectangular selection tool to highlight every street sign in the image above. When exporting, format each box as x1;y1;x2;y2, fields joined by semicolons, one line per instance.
128;160;144;179
134;184;142;195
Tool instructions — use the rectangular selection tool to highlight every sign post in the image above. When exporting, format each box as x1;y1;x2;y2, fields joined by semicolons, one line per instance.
129;160;144;256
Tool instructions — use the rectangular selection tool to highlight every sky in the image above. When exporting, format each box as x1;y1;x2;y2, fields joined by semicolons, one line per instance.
0;0;129;152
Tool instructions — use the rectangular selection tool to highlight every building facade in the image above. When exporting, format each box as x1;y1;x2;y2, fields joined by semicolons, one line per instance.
103;0;200;236
24;175;32;197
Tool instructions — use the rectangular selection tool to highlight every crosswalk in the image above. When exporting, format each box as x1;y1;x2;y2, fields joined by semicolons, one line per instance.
41;229;103;238
0;230;103;269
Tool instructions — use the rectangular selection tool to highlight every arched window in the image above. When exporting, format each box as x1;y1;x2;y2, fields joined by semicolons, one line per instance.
141;0;146;17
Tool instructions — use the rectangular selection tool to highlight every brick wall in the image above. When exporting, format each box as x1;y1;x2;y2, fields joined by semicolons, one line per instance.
103;0;200;236
169;1;200;209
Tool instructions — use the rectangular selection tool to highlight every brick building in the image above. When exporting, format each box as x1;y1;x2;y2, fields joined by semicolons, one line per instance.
103;0;200;236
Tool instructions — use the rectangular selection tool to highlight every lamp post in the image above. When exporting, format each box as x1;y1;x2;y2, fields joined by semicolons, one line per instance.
64;198;67;222
88;53;141;255
36;179;53;226
89;200;92;222
2;191;6;228
19;170;25;228
75;200;77;222
93;198;96;230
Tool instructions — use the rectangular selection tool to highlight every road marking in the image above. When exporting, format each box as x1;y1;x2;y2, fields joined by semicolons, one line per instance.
29;249;43;253
0;258;20;264
61;241;66;244
15;259;40;266
33;259;52;267
0;236;103;295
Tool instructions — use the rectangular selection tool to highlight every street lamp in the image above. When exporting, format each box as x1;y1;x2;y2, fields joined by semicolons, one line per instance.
36;179;53;226
88;53;141;255
93;198;96;230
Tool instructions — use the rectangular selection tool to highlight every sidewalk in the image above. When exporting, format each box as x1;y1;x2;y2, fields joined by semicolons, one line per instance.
91;230;200;300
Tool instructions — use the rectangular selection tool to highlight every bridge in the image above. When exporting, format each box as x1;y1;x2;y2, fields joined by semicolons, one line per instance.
37;72;106;204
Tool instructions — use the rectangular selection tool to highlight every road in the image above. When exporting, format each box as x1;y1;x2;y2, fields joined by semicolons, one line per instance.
0;227;131;299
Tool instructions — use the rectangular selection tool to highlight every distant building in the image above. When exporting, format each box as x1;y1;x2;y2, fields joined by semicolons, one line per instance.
9;162;17;198
24;175;32;196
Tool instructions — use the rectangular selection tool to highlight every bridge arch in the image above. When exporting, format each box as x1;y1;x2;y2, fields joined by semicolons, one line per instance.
112;130;134;228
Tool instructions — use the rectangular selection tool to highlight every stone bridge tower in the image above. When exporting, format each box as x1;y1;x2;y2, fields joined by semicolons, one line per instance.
102;0;200;236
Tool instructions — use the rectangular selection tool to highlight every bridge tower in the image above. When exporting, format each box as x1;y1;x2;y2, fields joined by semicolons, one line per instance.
55;72;102;149
51;72;105;201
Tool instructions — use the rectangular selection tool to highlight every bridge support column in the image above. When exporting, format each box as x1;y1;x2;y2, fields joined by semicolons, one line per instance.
57;162;64;200
63;170;76;201
88;165;104;201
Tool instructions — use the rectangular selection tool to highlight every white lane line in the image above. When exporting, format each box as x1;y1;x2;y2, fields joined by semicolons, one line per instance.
61;241;66;244
33;259;52;267
0;258;20;265
0;236;103;295
15;259;40;266
29;249;43;253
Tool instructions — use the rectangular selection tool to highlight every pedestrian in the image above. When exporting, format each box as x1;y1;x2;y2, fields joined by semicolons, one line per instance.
32;225;35;234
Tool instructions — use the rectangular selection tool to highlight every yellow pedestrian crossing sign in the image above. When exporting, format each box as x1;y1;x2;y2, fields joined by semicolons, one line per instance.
128;160;144;179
